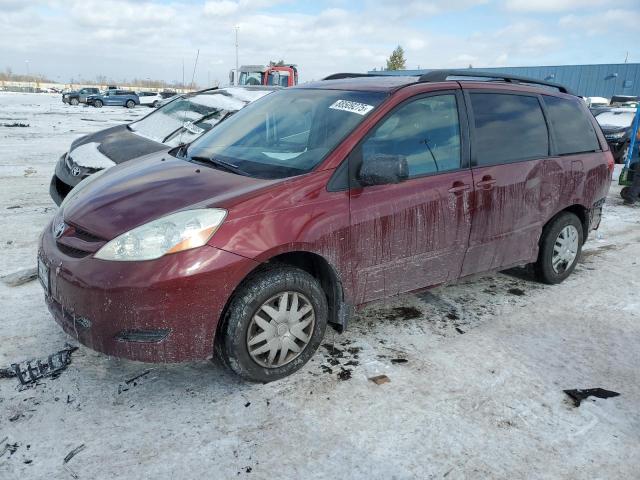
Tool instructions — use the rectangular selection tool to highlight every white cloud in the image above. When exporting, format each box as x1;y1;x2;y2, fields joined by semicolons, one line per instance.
505;0;631;13
203;0;240;16
559;9;640;35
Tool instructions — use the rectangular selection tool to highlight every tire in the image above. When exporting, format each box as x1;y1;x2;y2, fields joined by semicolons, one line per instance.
535;212;583;285
152;100;160;108
125;100;135;108
70;97;79;106
216;266;328;382
94;99;103;108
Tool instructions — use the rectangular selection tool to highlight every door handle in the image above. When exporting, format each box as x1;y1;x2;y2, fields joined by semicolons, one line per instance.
448;182;471;194
476;176;497;189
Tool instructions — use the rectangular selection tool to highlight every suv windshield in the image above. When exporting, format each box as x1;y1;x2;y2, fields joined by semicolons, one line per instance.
183;89;386;179
129;90;264;147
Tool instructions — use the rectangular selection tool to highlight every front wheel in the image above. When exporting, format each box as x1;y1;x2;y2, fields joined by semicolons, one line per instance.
94;99;103;108
216;266;328;382
125;100;135;108
535;212;583;284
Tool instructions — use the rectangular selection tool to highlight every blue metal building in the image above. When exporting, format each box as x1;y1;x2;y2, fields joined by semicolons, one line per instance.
368;63;640;98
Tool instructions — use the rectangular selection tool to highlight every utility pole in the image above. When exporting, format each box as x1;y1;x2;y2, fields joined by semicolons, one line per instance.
625;51;629;63
234;25;240;86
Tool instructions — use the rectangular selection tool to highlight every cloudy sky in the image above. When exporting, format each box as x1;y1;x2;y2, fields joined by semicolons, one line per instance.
1;0;639;86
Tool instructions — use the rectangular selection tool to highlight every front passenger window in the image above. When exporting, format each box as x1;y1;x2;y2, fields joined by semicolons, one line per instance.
362;94;461;178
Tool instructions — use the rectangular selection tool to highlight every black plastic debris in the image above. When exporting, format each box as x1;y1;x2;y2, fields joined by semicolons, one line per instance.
564;388;620;407
0;367;16;379
11;346;78;385
63;444;86;464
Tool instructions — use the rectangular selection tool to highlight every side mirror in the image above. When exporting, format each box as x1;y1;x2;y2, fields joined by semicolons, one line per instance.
358;153;409;186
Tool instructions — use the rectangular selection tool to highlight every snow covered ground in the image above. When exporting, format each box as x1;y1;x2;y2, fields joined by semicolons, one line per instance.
1;92;639;479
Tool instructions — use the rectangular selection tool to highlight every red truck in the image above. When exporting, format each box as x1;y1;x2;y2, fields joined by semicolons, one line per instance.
231;64;298;87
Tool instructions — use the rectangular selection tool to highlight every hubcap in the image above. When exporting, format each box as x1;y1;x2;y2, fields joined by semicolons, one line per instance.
247;291;315;368
552;225;579;274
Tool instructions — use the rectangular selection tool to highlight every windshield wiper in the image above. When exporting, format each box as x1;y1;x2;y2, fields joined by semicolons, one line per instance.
189;155;248;176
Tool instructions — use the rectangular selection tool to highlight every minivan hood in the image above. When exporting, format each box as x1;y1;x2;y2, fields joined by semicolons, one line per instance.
70;124;168;164
599;125;629;135
62;152;277;239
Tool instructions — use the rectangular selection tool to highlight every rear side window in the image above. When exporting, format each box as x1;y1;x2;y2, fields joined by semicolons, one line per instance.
543;96;600;155
470;93;548;166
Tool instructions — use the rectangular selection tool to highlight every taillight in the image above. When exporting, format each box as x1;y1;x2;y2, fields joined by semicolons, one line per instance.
605;151;615;176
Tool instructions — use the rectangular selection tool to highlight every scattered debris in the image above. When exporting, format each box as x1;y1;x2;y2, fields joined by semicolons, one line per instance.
7;205;21;209
337;369;352;381
564;388;620;407
63;444;86;464
0;367;16;379
23;167;37;177
369;375;390;385
380;306;423;321
244;402;251;408
507;288;526;296
125;370;151;385
10;346;78;385
1;122;29;127
390;358;408;364
0;439;18;459
2;266;37;287
455;327;465;335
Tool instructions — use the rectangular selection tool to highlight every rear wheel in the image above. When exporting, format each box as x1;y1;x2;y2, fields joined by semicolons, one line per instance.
70;97;79;106
216;266;327;382
535;212;583;284
152;100;160;108
125;100;135;108
94;99;103;108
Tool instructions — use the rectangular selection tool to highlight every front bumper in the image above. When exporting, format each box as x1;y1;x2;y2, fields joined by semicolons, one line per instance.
39;223;258;362
50;153;80;206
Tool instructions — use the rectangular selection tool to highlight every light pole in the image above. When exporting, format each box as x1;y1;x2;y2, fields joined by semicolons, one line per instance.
234;25;239;86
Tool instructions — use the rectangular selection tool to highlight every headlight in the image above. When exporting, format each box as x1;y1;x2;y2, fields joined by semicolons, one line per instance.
95;209;227;261
607;131;625;139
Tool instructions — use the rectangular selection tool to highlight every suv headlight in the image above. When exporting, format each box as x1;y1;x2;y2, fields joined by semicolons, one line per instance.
95;209;227;261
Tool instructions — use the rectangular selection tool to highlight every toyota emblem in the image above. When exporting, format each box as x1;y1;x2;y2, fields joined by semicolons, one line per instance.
53;221;67;239
71;166;82;177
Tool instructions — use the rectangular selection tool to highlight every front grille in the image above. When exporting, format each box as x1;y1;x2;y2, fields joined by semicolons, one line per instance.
73;227;104;243
57;244;91;259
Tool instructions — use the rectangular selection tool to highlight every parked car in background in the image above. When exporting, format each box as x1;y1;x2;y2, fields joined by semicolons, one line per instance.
593;107;637;163
86;90;139;108
49;86;277;205
39;71;612;382
584;96;609;108
62;87;100;105
137;91;164;108
610;95;639;108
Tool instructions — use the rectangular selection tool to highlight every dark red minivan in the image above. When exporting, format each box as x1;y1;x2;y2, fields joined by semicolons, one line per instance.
39;71;613;381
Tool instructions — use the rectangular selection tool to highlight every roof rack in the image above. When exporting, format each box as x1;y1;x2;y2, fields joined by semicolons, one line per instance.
322;73;388;81
418;69;572;94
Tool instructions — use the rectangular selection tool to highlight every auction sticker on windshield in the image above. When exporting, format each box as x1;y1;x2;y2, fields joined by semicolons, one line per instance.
329;99;374;115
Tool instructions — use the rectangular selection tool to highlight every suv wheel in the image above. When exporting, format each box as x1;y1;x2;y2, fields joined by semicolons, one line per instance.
125;100;135;108
94;99;103;108
70;98;79;106
152;100;160;108
535;212;583;284
216;266;328;382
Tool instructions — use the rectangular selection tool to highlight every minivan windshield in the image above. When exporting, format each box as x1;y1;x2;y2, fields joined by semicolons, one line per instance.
594;111;635;128
129;89;271;147
183;89;386;179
